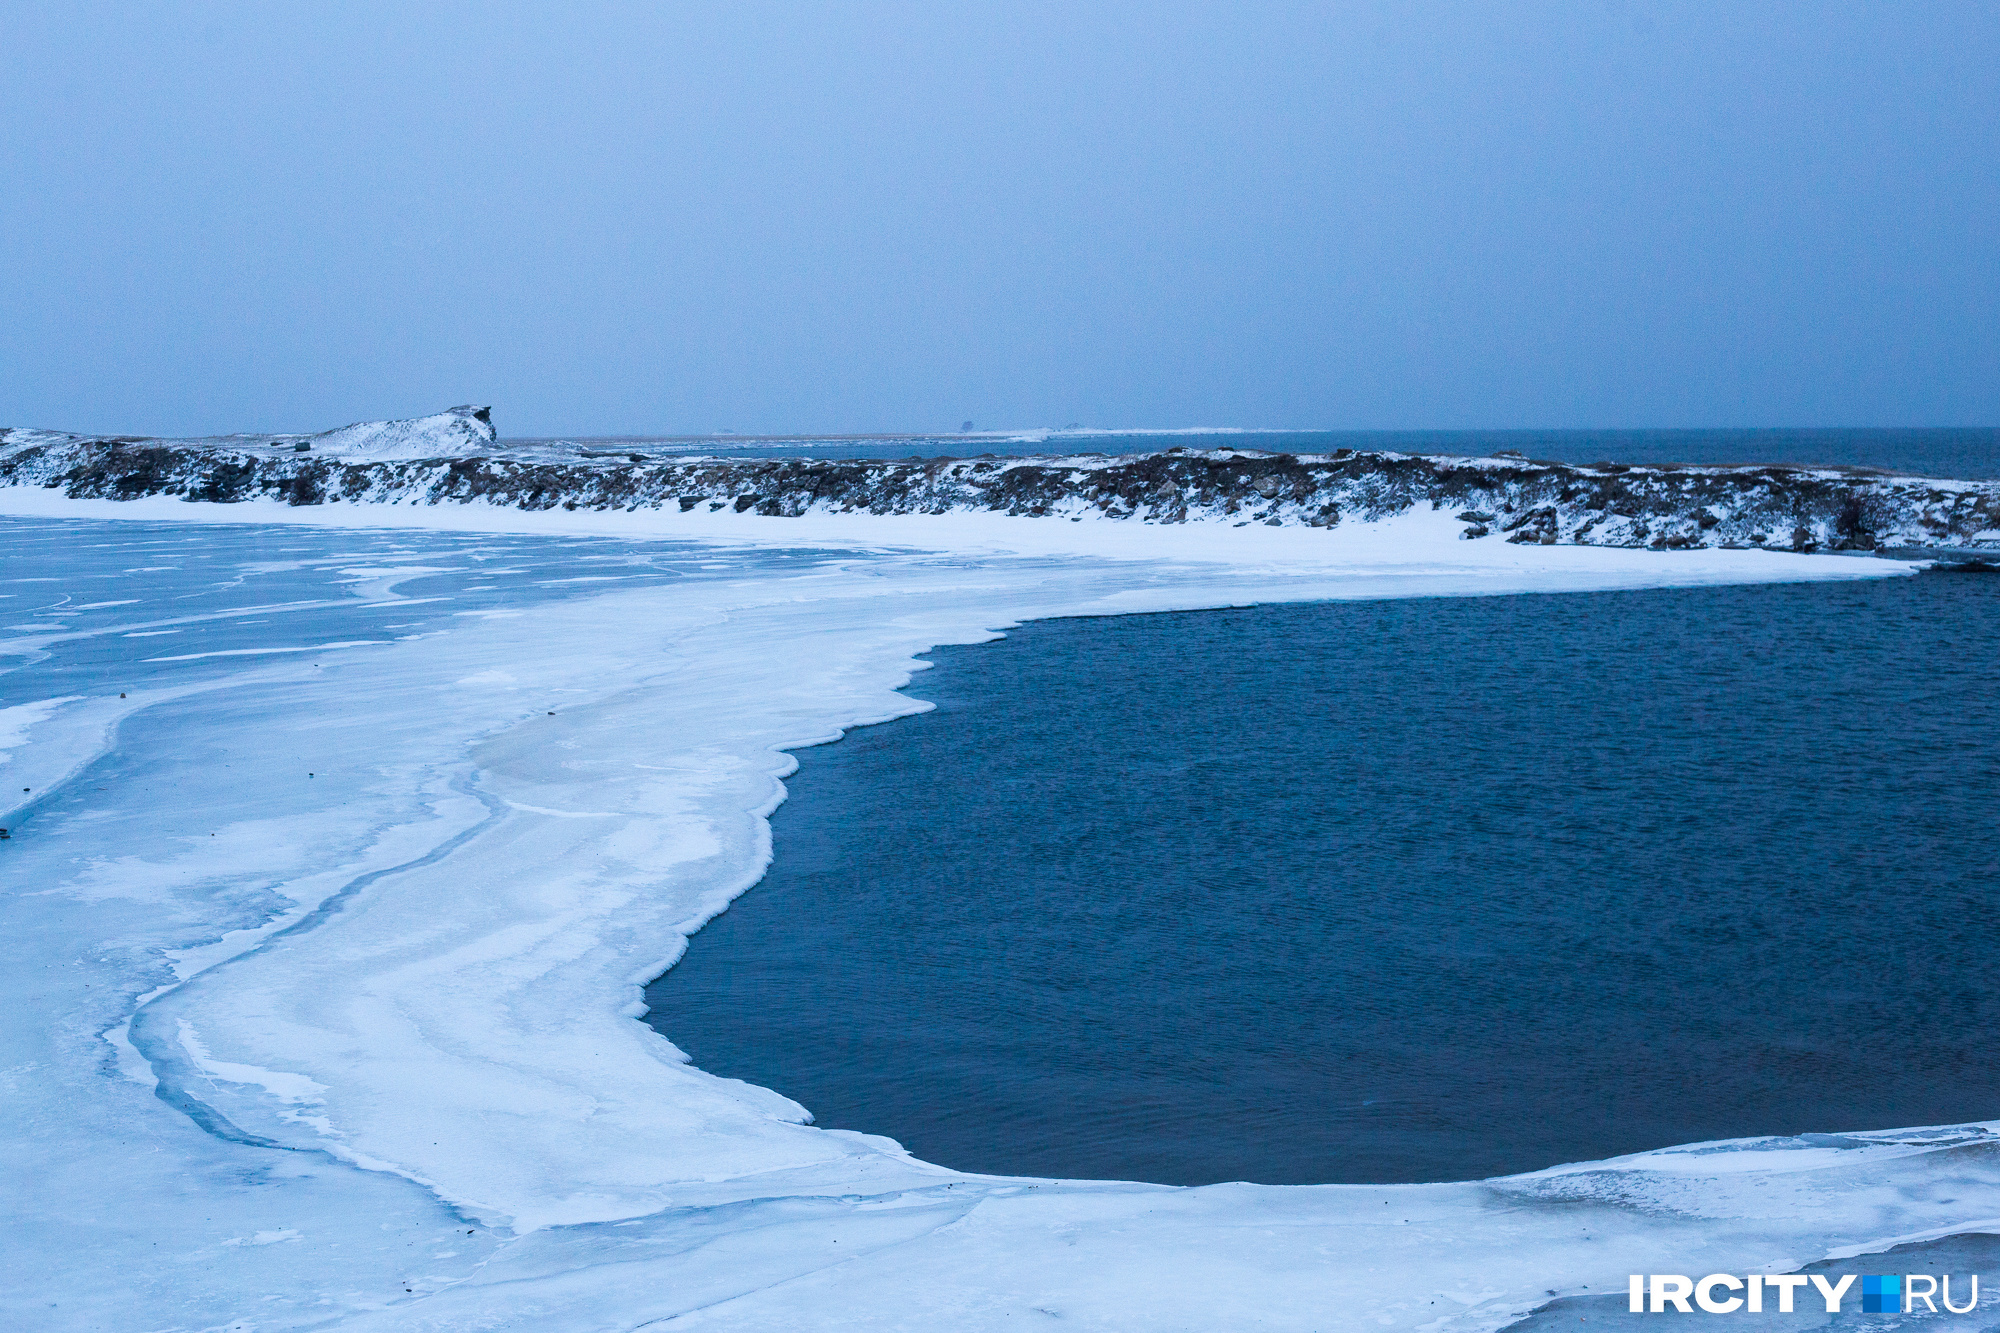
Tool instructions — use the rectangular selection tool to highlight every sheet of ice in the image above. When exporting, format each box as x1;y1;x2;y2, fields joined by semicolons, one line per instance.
0;691;191;827
0;694;78;755
6;496;1985;1333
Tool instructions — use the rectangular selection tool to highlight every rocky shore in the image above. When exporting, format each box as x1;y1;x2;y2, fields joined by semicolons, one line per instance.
4;409;1996;552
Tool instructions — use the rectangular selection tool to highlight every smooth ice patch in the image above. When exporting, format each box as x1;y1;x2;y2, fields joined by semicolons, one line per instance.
144;640;391;661
0;694;81;760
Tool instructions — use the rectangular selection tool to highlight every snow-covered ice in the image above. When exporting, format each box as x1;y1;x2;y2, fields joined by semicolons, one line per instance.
3;493;1990;1332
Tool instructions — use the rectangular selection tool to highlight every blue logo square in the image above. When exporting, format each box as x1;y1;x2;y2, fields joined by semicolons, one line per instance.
1861;1275;1902;1313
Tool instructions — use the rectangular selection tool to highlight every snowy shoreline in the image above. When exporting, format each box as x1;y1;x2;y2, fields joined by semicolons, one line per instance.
6;405;2000;556
8;486;2000;1331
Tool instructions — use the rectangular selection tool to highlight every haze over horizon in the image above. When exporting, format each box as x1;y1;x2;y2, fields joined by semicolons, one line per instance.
3;2;1996;438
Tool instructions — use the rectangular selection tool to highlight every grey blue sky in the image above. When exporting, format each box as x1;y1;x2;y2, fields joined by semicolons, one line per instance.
3;2;1996;436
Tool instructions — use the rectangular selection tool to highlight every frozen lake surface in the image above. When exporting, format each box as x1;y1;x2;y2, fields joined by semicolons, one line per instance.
655;575;2000;1184
7;499;2000;1332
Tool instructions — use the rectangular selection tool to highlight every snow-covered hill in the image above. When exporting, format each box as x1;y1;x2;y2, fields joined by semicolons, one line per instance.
4;407;1997;551
0;404;494;464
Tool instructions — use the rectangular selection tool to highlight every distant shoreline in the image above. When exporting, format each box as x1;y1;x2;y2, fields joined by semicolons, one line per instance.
7;432;1996;554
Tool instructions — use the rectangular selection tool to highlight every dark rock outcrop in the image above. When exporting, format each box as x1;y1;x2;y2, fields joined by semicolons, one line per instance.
4;420;1996;552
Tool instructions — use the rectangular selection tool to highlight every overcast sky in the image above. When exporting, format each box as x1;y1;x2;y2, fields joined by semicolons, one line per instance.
3;2;1996;436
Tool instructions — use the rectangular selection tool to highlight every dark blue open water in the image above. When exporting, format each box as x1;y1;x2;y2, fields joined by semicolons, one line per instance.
525;426;2000;477
647;571;2000;1186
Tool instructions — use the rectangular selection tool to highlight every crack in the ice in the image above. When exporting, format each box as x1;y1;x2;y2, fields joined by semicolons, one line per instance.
123;769;511;1168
